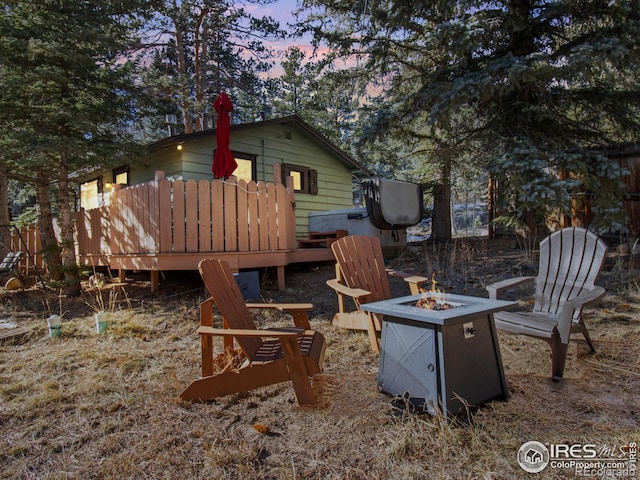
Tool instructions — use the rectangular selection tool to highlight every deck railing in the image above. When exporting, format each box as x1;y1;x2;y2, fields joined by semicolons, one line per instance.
75;172;296;259
75;206;111;258
8;172;298;286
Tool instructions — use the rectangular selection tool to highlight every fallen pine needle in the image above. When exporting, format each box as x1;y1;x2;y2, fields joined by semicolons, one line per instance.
584;359;640;377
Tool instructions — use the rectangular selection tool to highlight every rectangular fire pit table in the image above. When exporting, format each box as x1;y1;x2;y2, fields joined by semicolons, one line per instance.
361;292;518;415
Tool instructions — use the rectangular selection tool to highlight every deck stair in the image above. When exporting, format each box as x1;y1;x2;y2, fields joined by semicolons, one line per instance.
298;230;348;249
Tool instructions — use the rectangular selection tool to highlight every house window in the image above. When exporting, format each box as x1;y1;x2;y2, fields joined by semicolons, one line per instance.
281;163;318;195
113;166;129;186
80;178;101;210
213;152;256;182
234;153;256;182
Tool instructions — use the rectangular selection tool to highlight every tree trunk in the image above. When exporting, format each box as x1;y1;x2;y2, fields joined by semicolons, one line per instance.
430;160;452;244
57;159;80;297
0;158;10;257
35;175;63;282
173;12;193;134
193;8;210;132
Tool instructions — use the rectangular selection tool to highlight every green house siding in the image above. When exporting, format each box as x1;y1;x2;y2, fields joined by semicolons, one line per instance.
139;119;360;239
130;147;181;184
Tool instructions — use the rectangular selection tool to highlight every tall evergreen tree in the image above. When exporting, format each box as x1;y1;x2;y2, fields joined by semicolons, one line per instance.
0;0;156;295
143;0;285;134
297;0;640;238
271;46;310;117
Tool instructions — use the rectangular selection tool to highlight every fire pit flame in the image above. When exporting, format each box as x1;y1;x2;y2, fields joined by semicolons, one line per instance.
416;274;456;310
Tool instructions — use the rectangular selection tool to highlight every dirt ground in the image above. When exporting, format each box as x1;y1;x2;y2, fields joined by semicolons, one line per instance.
0;237;639;479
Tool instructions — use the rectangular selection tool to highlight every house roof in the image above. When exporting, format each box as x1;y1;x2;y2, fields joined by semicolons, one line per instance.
147;115;374;178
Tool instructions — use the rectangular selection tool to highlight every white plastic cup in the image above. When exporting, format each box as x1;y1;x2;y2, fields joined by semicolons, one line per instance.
95;311;108;333
47;315;62;338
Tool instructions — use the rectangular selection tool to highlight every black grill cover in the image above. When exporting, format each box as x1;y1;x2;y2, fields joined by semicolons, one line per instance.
362;178;423;230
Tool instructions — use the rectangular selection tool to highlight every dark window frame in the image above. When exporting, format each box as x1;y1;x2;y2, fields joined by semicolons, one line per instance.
213;150;257;181
78;175;102;210
234;152;257;181
112;165;130;186
281;163;318;195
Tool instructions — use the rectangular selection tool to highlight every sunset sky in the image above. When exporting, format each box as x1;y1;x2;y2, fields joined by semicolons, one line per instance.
250;0;318;75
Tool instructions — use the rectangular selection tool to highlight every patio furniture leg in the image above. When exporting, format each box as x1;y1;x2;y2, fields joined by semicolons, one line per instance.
551;329;569;382
277;265;285;290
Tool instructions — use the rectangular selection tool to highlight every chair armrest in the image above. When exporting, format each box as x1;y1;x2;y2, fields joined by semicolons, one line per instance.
387;269;430;294
326;278;371;300
556;286;607;343
246;303;313;312
486;276;536;299
197;326;302;338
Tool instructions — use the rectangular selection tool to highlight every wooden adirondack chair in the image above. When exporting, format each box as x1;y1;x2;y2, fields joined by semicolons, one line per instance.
326;235;430;353
486;227;608;381
180;259;327;405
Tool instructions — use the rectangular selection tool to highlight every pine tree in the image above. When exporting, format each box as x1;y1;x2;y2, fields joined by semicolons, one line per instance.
143;0;285;134
297;0;640;237
0;0;155;295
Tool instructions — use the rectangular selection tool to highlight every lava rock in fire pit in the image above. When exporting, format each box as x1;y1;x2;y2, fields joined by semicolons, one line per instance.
415;297;455;311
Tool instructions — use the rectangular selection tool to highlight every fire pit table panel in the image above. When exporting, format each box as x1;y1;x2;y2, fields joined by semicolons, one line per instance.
361;293;518;416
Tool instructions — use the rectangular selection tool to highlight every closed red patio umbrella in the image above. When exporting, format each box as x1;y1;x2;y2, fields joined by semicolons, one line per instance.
212;92;237;179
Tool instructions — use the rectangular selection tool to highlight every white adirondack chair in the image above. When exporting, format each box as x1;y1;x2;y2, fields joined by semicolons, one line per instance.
486;227;608;381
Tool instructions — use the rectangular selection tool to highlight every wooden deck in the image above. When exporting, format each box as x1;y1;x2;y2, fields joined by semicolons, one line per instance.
11;171;336;291
82;171;335;290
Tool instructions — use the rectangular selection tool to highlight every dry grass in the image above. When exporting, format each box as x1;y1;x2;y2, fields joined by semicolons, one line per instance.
1;240;639;479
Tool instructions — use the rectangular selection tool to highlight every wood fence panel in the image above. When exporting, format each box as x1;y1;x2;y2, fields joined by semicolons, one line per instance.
134;185;144;253
148;181;159;253
10;225;44;272
75;207;110;256
158;179;172;253
198;180;212;252
109;195;119;254
237;180;249;252
248;181;260;251
120;187;140;253
76;210;88;254
257;182;269;251
185;180;199;252
132;186;142;253
134;185;143;252
224;180;237;251
32;225;42;271
212;181;224;251
141;183;152;253
98;207;111;255
275;184;286;250
109;191;123;255
276;183;295;250
122;187;137;254
267;183;278;250
90;209;100;253
173;180;186;253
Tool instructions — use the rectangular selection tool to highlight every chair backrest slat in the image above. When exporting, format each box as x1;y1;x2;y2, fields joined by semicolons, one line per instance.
535;228;607;318
199;259;262;359
331;235;392;304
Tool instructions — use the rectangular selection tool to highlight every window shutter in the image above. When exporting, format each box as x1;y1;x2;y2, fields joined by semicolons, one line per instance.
309;169;318;195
